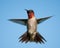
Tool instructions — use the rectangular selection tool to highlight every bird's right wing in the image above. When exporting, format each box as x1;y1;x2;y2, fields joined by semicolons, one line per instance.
9;19;28;26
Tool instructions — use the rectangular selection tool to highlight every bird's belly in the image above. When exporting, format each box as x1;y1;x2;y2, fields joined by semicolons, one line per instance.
29;23;36;32
28;19;37;34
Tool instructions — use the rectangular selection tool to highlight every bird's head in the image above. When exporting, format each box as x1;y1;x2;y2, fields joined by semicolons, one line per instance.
25;9;35;19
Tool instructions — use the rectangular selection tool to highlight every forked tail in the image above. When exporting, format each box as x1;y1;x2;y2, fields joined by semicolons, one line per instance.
19;32;46;43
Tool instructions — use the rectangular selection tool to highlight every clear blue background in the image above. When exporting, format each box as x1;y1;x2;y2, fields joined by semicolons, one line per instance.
0;0;60;48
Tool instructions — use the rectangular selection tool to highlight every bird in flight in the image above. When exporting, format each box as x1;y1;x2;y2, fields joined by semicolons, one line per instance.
9;9;52;44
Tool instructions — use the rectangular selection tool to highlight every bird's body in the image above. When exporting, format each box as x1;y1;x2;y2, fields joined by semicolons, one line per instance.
27;17;37;41
28;17;37;34
9;9;52;43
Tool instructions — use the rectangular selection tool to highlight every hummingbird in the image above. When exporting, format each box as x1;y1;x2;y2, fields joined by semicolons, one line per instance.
9;9;52;43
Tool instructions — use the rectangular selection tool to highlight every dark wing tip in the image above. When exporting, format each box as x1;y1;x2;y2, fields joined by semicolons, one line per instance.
47;16;52;18
8;19;19;21
45;16;52;19
8;19;13;21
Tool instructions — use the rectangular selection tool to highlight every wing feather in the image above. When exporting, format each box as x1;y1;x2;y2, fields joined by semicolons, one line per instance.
37;16;52;24
9;19;28;26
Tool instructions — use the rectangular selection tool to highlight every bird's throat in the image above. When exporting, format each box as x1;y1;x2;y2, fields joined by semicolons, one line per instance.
28;13;34;19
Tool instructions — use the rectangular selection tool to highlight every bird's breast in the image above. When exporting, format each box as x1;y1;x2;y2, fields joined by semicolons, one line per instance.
27;17;37;34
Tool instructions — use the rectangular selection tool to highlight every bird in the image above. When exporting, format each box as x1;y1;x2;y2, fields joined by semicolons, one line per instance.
9;9;52;44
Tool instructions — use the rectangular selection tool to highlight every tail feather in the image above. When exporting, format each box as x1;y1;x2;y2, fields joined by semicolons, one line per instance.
34;32;46;43
19;32;46;44
19;32;30;43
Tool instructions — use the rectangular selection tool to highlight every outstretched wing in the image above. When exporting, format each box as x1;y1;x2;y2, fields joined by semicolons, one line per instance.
9;19;28;26
37;16;52;24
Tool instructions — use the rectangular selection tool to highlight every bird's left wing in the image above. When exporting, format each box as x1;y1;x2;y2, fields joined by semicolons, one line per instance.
37;16;52;24
9;19;28;26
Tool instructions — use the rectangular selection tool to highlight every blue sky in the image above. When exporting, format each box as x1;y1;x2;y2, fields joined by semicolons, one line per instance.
0;0;60;48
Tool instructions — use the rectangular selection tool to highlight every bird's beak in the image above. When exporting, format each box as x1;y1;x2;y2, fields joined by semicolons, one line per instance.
25;9;29;14
25;9;29;12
